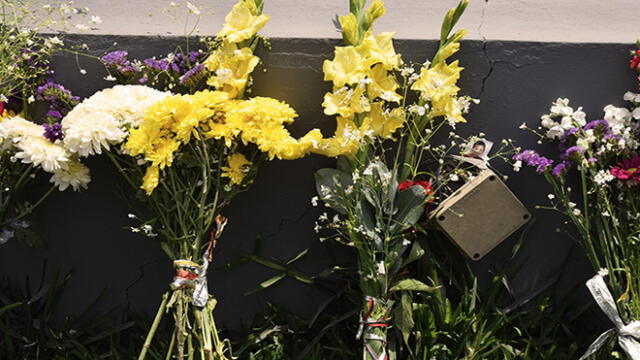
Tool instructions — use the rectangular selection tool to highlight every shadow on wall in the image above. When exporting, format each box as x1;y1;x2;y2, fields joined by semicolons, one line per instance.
0;35;634;331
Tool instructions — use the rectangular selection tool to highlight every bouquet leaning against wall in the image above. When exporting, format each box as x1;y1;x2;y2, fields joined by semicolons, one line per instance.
515;40;640;359
0;1;94;246
309;0;488;358
59;1;321;359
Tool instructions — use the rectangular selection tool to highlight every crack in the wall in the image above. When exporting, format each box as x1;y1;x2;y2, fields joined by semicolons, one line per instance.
477;0;492;99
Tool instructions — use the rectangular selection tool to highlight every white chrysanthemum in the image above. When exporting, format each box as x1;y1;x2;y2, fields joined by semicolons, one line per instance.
14;136;69;173
61;85;171;157
50;160;91;191
0;116;70;173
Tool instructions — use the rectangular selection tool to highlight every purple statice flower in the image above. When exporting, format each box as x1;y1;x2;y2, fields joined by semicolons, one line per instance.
36;80;74;102
46;110;63;119
43;123;64;142
513;150;554;173
562;145;585;160
143;58;169;71
36;80;80;120
559;127;580;152
179;64;205;85
551;161;571;177
101;50;130;67
167;51;206;75
584;120;610;132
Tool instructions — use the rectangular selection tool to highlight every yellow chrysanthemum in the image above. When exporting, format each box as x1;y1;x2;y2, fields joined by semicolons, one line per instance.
322;46;367;88
322;84;370;118
141;165;160;195
205;42;260;98
358;32;401;70
366;64;402;103
411;60;463;101
146;138;181;169
217;0;269;43
221;153;252;185
366;102;406;139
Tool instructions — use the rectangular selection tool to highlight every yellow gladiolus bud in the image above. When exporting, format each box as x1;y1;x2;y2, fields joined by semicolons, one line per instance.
365;0;386;25
339;13;359;46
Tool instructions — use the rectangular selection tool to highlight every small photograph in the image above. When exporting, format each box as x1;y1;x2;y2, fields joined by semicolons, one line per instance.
462;138;494;160
451;138;494;169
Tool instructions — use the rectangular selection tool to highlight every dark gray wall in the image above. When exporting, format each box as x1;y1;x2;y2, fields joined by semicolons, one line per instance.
1;35;635;332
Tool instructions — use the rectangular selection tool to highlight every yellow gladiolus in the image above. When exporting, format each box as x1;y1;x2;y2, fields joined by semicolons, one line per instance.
322;46;366;88
367;64;401;103
411;60;463;101
313;116;364;158
339;13;359;46
366;102;406;139
322;84;370;118
217;0;269;43
364;0;386;26
221;153;252;185
358;32;401;70
205;42;260;98
430;95;467;123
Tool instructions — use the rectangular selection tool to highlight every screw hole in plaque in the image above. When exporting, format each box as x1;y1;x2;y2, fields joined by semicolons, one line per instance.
473;253;481;259
523;214;530;220
438;215;446;222
489;175;497;181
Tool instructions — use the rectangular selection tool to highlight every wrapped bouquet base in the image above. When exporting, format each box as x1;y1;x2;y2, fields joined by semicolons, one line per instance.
139;216;233;360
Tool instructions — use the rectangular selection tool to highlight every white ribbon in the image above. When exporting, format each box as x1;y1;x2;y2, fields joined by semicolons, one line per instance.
579;270;640;360
192;255;210;307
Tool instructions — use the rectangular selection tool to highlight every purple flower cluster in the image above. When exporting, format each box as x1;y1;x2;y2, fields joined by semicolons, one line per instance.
43;123;64;142
36;80;80;121
179;64;205;85
102;50;207;90
562;145;585;160
101;50;142;76
101;50;129;67
513;150;554;173
551;161;571;177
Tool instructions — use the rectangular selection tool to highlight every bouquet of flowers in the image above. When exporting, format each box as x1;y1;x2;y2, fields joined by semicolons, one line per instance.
0;1;93;245
515;41;640;359
60;1;320;358
309;0;494;358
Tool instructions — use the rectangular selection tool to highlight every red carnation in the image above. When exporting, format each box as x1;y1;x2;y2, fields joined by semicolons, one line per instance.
631;50;640;70
611;156;640;183
0;101;4;116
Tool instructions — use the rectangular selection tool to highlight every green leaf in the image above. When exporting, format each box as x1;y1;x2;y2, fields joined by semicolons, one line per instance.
244;273;286;296
356;199;382;250
286;248;309;265
390;278;439;293
395;293;414;346
391;185;426;233
361;161;398;215
314;168;352;214
400;241;425;269
0;301;23;317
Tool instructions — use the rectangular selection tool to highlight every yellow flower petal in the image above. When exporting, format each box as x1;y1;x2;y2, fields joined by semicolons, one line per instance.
217;0;269;43
221;153;252;185
322;46;366;88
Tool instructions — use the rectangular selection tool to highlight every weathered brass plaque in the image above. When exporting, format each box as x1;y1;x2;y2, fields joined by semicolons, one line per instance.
430;170;530;260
